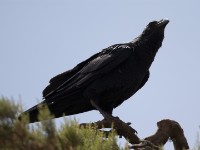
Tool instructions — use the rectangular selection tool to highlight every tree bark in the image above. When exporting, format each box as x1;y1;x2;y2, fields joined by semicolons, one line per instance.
80;118;189;150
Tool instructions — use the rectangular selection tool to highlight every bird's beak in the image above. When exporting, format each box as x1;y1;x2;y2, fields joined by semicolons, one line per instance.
157;18;169;28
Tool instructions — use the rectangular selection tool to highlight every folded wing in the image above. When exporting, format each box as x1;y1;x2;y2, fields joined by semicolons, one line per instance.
44;44;133;104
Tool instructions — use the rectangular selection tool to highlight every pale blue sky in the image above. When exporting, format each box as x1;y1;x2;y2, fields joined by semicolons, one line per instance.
0;0;200;149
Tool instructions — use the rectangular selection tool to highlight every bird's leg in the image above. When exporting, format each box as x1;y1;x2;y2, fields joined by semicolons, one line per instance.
90;99;113;120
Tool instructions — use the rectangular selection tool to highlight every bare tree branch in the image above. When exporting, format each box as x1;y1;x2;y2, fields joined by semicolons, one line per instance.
80;118;189;150
144;119;189;150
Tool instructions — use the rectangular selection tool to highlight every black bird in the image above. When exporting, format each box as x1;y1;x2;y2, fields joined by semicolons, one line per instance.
22;19;169;123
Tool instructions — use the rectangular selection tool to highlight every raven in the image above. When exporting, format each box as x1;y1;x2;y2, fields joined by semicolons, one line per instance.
22;19;169;123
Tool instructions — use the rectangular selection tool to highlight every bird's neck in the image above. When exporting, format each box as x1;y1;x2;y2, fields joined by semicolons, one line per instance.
131;36;163;64
133;36;162;54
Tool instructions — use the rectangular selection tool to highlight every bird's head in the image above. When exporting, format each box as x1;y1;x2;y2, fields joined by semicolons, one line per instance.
139;19;169;47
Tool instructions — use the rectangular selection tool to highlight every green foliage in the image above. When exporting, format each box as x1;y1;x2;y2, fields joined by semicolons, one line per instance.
0;97;128;150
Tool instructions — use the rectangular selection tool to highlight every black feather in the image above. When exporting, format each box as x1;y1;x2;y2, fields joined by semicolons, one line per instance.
20;19;169;123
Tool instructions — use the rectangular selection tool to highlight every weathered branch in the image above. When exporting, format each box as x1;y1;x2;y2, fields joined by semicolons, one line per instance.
144;119;189;150
80;118;189;150
80;117;140;144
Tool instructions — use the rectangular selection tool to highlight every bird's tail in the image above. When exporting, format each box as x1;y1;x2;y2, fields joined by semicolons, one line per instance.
19;96;93;123
18;103;42;123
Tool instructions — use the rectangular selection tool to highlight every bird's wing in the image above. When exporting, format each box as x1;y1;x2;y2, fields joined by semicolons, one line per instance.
80;45;133;74
43;51;101;97
44;44;133;101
